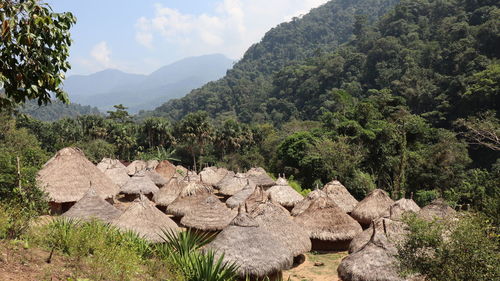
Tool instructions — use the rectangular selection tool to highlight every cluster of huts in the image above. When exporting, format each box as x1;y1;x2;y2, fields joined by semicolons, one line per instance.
36;147;457;281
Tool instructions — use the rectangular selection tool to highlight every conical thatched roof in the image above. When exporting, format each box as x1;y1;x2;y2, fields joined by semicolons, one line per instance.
418;198;456;221
112;195;179;242
383;198;421;220
322;180;358;213
205;211;293;278
226;180;258;209
37;147;120;203
245;167;275;187
97;158;130;187
176;165;188;176
348;217;408;254
180;195;237;231
338;224;404;281
126;160;147;175
96;158;126;172
152;175;187;207
350;189;395;226
218;173;254;196
267;177;303;208
146;160;159;170
155;160;178;181
294;196;362;242
120;173;159;195
145;170;168;187
251;201;311;257
199;166;228;186
290;189;328;216
166;182;212;217
62;188;122;222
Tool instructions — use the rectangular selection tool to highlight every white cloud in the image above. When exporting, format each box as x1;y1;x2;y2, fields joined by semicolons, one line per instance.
91;41;113;67
135;0;329;59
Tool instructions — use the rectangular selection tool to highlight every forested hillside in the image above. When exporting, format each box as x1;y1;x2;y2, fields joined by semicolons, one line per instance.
145;0;400;121
20;100;101;121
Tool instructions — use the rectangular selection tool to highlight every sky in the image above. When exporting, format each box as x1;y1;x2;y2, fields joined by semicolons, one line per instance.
46;0;329;76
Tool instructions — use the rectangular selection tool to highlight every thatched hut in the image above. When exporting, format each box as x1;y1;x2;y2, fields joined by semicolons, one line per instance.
290;189;328;216
152;175;187;209
218;173;254;196
180;195;237;232
145;170;168;187
338;223;405;281
245;167;275;188
155;160;178;181
176;165;188;177
418;198;456;221
348;217;408;254
383;198;420;220
266;177;303;210
251;201;311;258
120;173;159;200
322;180;358;213
37;147;120;213
146;160;159;170
165;181;212;217
293;196;362;251
62;188;122;223
226;180;258;209
350;189;394;227
199;166;228;186
205;211;293;280
112;195;179;243
126;160;147;175
97;158;130;187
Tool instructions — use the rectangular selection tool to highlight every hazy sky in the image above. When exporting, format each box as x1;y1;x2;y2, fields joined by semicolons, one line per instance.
46;0;329;75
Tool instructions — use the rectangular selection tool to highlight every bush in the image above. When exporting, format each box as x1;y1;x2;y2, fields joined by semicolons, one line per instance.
397;213;500;281
414;189;439;207
77;139;117;163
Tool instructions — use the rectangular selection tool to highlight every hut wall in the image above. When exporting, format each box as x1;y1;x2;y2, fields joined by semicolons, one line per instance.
49;201;75;215
238;271;283;281
311;239;351;251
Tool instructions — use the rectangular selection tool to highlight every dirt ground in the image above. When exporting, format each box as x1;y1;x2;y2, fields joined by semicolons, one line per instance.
283;251;348;281
0;240;77;281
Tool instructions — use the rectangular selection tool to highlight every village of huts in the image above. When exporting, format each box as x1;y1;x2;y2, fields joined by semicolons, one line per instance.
36;146;459;281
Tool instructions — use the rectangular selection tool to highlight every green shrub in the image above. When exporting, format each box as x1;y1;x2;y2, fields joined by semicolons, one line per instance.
397;213;500;281
0;203;40;239
414;189;439;206
76;139;117;163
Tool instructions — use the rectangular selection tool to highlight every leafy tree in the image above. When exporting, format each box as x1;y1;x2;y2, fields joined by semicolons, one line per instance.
107;104;131;123
173;112;214;171
0;0;76;110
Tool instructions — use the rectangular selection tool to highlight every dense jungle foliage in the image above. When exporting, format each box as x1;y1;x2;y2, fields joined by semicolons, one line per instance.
4;0;498;226
20;100;101;121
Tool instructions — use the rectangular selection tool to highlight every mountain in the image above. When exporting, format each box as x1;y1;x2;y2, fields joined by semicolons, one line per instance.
143;0;400;122
20;100;101;122
64;54;233;113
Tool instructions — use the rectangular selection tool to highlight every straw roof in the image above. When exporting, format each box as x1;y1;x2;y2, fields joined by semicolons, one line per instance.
199;166;228;186
245;167;275;187
180;195;237;231
120;173;160;195
62;188;122;222
155;160;178;181
338;225;404;281
176;165;188;176
348;217;408;254
165;182;212;217
267;177;303;208
251;201;311;257
383;198;421;220
290;189;328;216
218;173;254;196
205;211;293;278
112;195;179;242
152;175;187;207
37;147;120;203
322;180;358;213
146;160;159;170
225;181;254;208
350;189;395;226
145;170;168;187
294;196;362;242
127;160;147;176
96;158;126;172
418;198;456;221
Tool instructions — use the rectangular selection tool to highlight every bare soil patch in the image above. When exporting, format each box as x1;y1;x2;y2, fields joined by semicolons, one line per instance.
284;251;348;281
